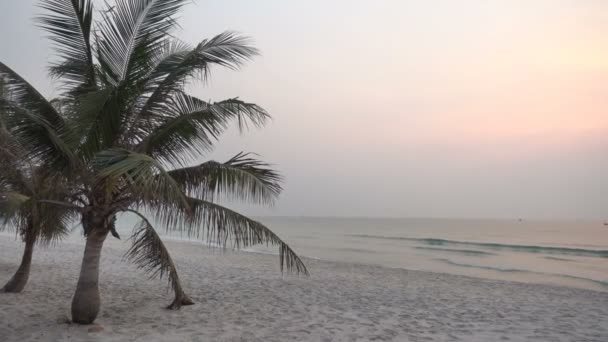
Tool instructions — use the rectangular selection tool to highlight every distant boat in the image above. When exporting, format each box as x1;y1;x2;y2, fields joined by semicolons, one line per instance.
603;222;608;226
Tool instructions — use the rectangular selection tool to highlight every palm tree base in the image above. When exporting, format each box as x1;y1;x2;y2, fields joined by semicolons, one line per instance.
2;236;34;294
1;277;28;293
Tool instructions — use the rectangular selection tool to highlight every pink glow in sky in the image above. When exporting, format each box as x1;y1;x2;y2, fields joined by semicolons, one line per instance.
1;0;607;218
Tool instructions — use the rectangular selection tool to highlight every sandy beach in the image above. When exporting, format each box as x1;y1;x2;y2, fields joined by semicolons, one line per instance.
1;234;607;342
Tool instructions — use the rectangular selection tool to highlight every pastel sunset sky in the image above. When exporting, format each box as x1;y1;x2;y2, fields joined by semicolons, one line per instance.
1;0;607;219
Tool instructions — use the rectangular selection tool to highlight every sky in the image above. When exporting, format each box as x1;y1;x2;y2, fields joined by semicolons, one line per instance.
1;0;608;219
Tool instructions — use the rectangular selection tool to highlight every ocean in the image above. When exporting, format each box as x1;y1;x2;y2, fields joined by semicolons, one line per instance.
113;216;608;291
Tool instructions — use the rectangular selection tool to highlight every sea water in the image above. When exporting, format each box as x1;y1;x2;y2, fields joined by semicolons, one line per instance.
116;216;608;291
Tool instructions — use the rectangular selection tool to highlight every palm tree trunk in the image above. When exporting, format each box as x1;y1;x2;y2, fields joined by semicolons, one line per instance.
71;228;109;324
166;250;194;310
2;230;36;293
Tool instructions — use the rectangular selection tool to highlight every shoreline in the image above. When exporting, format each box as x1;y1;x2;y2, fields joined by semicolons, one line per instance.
8;230;604;293
1;235;607;341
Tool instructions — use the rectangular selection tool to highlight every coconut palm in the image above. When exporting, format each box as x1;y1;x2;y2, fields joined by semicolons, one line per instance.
0;169;76;293
1;0;306;324
0;78;77;293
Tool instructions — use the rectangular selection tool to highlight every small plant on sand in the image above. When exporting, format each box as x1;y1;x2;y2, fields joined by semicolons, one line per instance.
0;0;306;324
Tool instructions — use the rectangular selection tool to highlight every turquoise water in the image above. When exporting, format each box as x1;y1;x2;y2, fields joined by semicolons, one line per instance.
113;216;608;291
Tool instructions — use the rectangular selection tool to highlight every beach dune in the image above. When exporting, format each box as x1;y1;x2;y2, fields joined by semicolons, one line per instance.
1;235;607;342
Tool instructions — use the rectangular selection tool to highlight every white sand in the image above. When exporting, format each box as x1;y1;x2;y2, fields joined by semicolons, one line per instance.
1;234;607;342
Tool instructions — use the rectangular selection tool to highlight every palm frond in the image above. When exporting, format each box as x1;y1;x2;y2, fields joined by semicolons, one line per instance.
71;86;126;158
0;131;19;168
96;0;190;85
153;197;308;275
92;148;188;208
149;31;258;92
0;75;7;128
74;43;194;157
33;175;81;243
5;103;77;168
195;31;258;70
0;62;65;128
0;62;76;168
167;152;282;204
212;98;269;132
136;93;223;164
133;32;258;130
0;78;24;169
0;79;31;192
0;127;31;192
124;209;193;309
0;192;31;230
0;192;30;214
37;0;96;93
1;171;77;243
35;202;77;244
141;39;195;87
0;171;32;206
137;93;269;165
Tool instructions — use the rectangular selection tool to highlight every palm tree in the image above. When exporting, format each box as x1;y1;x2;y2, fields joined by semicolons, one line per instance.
0;78;77;293
0;170;76;293
1;0;306;324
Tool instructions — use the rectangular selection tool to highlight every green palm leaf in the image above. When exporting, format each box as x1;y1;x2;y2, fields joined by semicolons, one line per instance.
72;86;129;159
0;124;31;194
37;0;96;93
97;0;189;85
138;93;269;165
0;62;65;128
154;197;308;275
136;94;224;165
0;62;76;169
167;152;282;204
131;32;258;131
0;192;31;225
125;209;193;309
0;181;76;244
92;148;188;209
33;174;80;243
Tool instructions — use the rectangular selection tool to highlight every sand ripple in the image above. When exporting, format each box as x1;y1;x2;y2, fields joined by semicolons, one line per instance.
1;235;607;341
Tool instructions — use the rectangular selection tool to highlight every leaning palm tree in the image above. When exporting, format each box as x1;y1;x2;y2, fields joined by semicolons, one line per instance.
0;79;77;292
1;0;307;324
0;169;76;293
